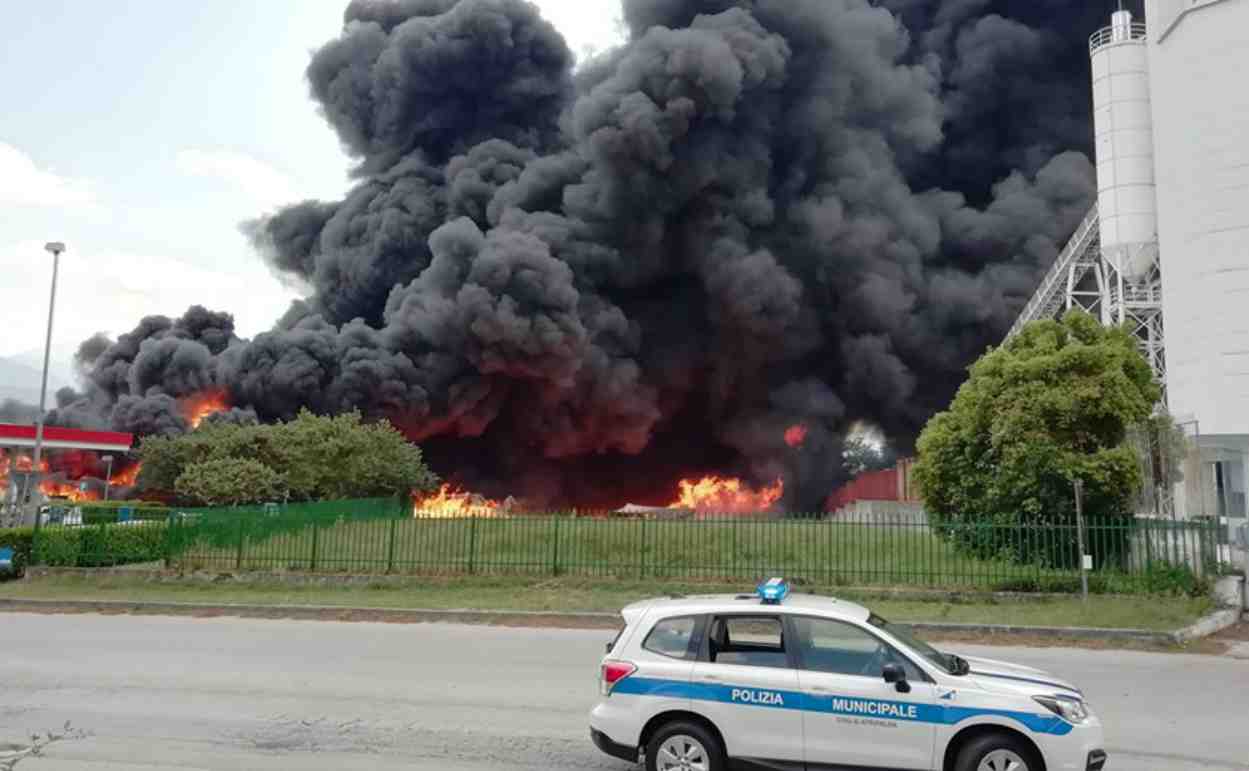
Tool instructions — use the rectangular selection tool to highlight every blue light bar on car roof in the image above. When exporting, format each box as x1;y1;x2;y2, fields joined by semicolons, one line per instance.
756;577;789;604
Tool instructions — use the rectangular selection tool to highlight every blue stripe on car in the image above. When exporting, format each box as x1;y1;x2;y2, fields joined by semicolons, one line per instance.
611;677;1072;737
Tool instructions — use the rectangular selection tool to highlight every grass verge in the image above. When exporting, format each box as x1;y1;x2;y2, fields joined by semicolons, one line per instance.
0;574;1212;632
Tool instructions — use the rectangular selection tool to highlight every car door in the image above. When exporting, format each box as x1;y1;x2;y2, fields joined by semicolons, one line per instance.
690;614;804;767
789;616;937;770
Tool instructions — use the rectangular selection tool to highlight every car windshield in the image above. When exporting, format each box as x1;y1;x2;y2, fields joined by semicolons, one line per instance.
867;613;967;676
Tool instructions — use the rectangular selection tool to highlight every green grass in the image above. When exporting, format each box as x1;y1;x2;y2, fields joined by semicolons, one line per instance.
167;515;1101;591
0;574;1212;631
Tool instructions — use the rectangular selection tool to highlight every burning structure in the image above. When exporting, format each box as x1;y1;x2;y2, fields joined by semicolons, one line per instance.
35;0;1135;511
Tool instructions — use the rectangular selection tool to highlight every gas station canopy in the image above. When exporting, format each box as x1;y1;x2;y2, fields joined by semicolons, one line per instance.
0;424;133;453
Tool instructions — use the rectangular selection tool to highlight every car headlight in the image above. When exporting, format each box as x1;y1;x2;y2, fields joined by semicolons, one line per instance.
1034;695;1090;724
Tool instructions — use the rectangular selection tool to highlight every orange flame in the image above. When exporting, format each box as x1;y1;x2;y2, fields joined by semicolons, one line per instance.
784;424;809;448
413;484;501;518
110;463;142;488
669;475;784;514
39;478;99;502
180;389;230;429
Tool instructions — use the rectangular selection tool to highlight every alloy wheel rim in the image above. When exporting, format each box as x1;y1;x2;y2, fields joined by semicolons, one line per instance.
978;749;1029;771
657;734;709;771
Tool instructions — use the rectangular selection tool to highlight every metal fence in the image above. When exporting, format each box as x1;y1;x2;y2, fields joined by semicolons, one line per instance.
27;499;1226;591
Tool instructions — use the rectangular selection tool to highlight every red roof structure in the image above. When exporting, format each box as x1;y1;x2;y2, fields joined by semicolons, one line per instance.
0;424;133;453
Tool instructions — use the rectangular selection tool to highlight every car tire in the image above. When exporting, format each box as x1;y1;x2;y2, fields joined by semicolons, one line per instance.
955;732;1043;771
646;721;725;771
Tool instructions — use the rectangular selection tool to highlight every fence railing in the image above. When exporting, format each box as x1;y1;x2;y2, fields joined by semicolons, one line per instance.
26;501;1226;592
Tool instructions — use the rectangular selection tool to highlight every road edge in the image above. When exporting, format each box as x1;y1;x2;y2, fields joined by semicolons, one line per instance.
0;597;1226;645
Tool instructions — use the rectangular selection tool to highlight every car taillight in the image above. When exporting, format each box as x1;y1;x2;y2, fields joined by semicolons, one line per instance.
601;661;637;696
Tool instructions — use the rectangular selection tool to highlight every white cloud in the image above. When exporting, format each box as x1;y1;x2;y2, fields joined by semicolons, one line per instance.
0;239;298;362
176;147;301;209
0;142;97;208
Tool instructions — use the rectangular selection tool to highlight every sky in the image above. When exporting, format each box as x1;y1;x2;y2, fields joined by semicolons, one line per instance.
0;0;624;378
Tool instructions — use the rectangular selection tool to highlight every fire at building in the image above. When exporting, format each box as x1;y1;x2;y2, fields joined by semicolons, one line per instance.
31;0;1124;513
0;425;139;517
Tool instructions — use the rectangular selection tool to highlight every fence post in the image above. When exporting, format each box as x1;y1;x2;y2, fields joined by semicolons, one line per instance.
386;517;398;574
309;523;319;572
639;516;647;579
235;515;246;571
1074;480;1088;603
468;515;478;575
164;513;175;570
551;516;561;577
30;507;44;567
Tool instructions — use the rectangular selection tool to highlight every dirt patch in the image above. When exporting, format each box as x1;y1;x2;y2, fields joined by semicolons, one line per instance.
1209;620;1249;642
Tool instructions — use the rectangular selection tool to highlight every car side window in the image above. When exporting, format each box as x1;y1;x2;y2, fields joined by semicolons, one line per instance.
706;615;789;669
643;616;698;659
793;617;923;681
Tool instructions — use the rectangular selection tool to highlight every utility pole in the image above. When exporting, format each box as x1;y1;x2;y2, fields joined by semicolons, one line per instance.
1074;479;1089;604
102;455;114;502
28;242;66;537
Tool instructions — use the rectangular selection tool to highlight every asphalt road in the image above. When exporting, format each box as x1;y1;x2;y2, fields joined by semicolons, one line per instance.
1;614;1246;771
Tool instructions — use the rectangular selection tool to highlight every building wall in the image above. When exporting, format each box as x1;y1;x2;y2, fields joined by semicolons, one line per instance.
1146;0;1249;436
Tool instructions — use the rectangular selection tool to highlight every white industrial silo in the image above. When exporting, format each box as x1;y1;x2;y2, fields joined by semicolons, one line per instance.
1090;9;1158;283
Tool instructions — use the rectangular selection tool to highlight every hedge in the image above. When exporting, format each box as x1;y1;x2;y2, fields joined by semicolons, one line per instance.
78;501;172;525
34;523;170;568
0;527;35;578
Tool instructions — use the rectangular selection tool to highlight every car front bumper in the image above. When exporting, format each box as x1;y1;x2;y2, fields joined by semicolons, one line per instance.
1037;714;1106;771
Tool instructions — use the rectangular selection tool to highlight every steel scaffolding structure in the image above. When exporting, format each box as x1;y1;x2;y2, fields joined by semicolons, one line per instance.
1004;202;1168;404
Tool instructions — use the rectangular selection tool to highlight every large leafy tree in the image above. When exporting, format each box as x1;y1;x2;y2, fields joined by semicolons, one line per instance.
913;311;1159;566
138;410;438;506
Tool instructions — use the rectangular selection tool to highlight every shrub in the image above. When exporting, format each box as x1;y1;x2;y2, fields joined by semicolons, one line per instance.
79;501;172;525
0;526;35;578
34;523;171;568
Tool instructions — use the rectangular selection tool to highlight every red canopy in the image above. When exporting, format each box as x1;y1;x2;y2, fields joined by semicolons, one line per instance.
0;423;133;453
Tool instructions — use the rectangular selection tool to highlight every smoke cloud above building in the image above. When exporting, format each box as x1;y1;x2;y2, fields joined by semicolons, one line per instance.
49;0;1134;508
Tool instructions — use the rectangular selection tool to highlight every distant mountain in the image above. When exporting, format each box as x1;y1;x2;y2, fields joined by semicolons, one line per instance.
0;353;71;406
5;345;77;389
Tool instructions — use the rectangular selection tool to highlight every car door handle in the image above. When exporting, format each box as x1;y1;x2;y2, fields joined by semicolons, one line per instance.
809;686;833;694
699;674;723;683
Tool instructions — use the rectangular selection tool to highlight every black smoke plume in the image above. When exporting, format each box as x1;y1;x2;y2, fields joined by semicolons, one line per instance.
55;0;1135;508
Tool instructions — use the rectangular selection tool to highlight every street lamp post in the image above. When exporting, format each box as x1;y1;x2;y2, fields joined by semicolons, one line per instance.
28;241;66;536
102;454;114;502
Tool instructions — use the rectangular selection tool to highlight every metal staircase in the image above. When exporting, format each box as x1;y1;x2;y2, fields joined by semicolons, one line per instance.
1004;202;1167;404
1006;205;1103;339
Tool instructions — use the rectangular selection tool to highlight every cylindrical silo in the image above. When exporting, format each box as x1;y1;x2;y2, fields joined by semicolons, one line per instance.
1090;10;1157;282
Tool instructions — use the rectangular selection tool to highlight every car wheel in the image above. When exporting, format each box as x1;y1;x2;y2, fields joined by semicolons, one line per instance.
646;721;725;771
956;732;1042;771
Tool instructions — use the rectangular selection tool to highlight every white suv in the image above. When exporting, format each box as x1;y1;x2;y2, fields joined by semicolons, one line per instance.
590;580;1105;771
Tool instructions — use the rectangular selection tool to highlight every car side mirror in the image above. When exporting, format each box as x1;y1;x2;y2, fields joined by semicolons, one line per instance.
882;663;911;693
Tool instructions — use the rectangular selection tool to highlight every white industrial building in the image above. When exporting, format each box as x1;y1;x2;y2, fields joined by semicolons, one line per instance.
1010;0;1249;520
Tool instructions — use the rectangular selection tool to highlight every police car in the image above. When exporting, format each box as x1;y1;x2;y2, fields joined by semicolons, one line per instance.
591;579;1106;771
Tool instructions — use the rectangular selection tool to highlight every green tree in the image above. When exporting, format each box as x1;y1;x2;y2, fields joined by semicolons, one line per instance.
139;410;438;505
913;310;1159;567
174;457;286;506
843;435;898;476
265;410;439;501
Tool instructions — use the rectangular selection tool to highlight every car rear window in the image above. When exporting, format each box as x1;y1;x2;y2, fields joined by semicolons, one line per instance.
643;616;697;659
708;616;789;668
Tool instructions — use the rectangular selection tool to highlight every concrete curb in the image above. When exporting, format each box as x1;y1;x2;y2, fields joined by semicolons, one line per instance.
902;620;1175;645
1172;608;1242;644
20;567;1139;604
0;598;621;628
0;597;1225;645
